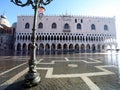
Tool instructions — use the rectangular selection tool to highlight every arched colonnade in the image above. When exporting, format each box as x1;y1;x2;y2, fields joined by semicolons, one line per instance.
15;42;107;54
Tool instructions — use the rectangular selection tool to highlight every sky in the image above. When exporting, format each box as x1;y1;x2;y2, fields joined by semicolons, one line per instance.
0;0;120;47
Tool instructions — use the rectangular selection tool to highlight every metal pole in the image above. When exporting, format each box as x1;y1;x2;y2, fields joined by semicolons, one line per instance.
24;1;40;87
11;0;53;87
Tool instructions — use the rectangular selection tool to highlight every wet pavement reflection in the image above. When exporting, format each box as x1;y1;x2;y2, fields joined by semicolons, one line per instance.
1;50;120;89
0;50;120;73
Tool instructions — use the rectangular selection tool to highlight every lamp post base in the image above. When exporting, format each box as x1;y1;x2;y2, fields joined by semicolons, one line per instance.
24;72;41;87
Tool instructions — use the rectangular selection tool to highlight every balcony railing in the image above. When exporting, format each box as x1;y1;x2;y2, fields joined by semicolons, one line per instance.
63;29;71;32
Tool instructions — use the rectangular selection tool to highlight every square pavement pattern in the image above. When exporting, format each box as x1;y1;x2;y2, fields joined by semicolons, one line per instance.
1;53;120;90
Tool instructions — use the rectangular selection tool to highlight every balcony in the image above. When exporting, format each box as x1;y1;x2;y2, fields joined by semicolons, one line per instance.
63;29;71;32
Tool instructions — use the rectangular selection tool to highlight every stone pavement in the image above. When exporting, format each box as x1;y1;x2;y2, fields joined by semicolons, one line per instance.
1;53;120;90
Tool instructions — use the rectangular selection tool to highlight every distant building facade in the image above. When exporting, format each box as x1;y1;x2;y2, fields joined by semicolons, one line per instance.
0;15;13;50
14;15;117;54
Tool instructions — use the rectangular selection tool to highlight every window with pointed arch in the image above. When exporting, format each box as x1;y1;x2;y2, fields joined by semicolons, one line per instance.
64;23;70;29
104;24;108;31
38;22;43;29
91;24;96;30
77;23;81;30
25;22;30;29
52;22;57;29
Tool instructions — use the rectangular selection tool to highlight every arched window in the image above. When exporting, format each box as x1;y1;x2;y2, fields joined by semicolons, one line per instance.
38;22;43;29
64;23;70;29
91;24;96;30
20;35;22;40
52;23;57;29
104;25;108;31
28;35;31;40
25;23;30;29
17;36;19;40
75;19;77;23
77;23;81;29
81;19;83;23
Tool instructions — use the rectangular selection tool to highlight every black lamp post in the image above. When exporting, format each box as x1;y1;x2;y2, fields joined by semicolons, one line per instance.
11;0;52;87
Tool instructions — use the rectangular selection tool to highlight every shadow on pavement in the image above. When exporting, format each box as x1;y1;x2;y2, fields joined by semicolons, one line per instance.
5;80;26;90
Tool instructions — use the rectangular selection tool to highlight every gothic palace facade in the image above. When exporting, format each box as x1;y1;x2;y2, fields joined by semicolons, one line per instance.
14;15;117;54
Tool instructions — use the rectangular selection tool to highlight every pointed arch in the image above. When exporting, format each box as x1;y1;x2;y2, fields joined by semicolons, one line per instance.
25;22;30;29
38;22;43;29
51;43;56;54
69;44;73;50
77;23;81;29
51;43;56;50
92;44;96;52
52;22;57;29
17;43;21;51
81;44;85;53
86;44;90;53
75;44;79;53
97;44;101;52
45;43;50;50
91;24;96;30
104;24;108;31
57;43;62;50
64;23;70;29
22;43;27;51
28;43;32;51
40;43;44;50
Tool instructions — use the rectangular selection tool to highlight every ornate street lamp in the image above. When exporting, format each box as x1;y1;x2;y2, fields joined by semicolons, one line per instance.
11;0;53;87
